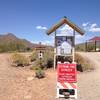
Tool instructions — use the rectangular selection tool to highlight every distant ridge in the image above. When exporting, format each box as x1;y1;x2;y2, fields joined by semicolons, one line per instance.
0;33;35;48
0;33;53;52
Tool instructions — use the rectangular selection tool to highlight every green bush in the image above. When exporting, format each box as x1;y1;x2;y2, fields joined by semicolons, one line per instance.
12;53;30;67
0;40;32;53
43;50;54;68
30;50;54;69
46;58;54;68
30;66;39;70
31;59;45;70
87;44;95;51
30;51;37;62
35;68;45;79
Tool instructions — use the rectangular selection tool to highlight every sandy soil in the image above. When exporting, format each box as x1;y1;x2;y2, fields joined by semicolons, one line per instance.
0;52;100;100
77;52;100;100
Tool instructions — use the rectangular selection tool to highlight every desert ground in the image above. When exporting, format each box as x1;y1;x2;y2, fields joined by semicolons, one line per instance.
0;52;100;100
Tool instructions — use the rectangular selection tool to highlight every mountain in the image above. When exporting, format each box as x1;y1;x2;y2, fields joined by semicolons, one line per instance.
0;33;17;41
0;33;35;47
0;33;53;52
0;33;37;52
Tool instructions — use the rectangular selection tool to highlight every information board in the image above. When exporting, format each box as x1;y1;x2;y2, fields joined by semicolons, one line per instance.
56;36;74;55
57;63;77;83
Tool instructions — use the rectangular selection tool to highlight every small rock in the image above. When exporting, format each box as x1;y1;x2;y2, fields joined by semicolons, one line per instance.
27;77;34;81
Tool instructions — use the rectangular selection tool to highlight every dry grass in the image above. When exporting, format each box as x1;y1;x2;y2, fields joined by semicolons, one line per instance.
11;53;30;67
30;50;54;70
75;53;94;71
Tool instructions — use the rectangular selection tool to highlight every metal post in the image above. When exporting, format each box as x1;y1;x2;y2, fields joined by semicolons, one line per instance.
72;29;75;63
85;41;87;52
54;31;57;70
95;40;96;52
54;50;56;70
72;47;75;62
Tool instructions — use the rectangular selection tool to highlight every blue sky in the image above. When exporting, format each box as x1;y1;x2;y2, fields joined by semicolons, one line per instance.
0;0;100;45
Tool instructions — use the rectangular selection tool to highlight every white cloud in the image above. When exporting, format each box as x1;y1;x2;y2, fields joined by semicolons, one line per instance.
59;25;73;36
82;22;100;32
82;22;89;27
89;28;100;32
42;40;53;45
75;34;83;39
36;25;47;30
89;23;100;32
75;34;86;44
30;41;39;44
90;23;97;28
60;25;73;31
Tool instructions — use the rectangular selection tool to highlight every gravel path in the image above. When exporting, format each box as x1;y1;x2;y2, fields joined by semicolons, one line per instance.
0;52;100;100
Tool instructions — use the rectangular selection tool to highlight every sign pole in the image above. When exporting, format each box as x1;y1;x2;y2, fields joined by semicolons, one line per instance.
54;30;57;70
72;29;75;63
54;51;56;70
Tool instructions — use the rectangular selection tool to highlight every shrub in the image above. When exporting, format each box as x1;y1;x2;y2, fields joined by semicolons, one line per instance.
57;53;94;71
75;53;94;71
43;50;54;68
12;53;30;67
31;59;45;70
30;51;37;62
46;58;54;68
30;50;54;69
0;41;27;52
75;53;84;64
35;68;45;79
87;44;95;51
30;66;39;70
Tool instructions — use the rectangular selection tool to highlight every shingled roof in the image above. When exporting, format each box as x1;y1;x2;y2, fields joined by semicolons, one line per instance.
47;17;85;35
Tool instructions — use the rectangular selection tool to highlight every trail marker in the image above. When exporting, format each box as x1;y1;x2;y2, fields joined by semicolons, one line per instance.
57;62;77;99
57;63;77;83
46;17;85;99
38;51;43;59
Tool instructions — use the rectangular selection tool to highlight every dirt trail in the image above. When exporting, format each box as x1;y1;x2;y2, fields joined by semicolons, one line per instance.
78;52;100;100
0;52;100;100
0;53;34;100
0;53;56;100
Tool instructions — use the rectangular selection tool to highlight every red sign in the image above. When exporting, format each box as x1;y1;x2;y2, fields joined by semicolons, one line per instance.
57;63;77;83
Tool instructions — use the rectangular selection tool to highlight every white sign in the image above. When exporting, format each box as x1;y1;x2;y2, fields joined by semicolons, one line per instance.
38;53;43;59
56;36;73;55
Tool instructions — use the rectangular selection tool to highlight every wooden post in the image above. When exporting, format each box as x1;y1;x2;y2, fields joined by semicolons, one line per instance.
95;40;96;52
85;41;87;52
54;31;57;70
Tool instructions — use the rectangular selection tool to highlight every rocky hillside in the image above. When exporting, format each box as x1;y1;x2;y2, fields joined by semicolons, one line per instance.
0;33;53;52
0;33;36;52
